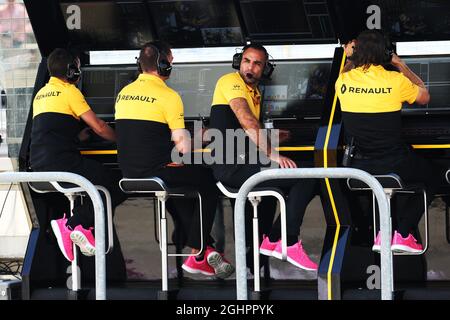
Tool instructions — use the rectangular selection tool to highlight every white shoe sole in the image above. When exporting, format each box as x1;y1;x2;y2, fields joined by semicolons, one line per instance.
51;220;72;262
207;252;235;279
391;244;422;253
181;263;215;276
70;230;95;256
259;248;275;257
286;256;317;271
372;245;381;252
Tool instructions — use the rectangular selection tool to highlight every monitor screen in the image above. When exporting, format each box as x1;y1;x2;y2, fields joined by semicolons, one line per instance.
60;1;153;50
166;63;234;118
147;0;244;47
80;67;138;117
261;60;332;118
81;60;333;120
369;0;450;41
239;0;335;43
401;57;450;112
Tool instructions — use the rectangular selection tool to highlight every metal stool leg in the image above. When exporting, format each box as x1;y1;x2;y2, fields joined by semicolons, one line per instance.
157;193;169;294
66;194;80;292
249;196;261;293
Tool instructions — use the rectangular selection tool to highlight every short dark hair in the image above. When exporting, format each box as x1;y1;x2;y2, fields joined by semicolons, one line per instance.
47;48;76;78
242;43;269;61
350;30;390;70
139;41;171;73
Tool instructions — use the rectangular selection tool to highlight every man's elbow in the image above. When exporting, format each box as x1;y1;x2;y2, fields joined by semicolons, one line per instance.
415;89;430;105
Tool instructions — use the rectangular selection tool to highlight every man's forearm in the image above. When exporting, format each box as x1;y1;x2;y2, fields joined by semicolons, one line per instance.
395;61;425;88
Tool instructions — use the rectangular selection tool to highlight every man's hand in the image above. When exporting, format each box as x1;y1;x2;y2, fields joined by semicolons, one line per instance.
270;153;297;169
390;53;403;67
78;127;91;142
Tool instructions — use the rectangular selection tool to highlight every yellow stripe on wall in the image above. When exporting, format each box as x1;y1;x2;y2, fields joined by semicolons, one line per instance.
324;52;347;300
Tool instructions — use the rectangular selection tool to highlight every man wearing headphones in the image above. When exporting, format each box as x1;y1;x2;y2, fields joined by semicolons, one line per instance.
30;48;127;277
115;41;234;279
336;29;441;252
208;43;319;271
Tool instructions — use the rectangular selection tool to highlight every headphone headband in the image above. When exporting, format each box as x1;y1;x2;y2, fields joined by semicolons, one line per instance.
137;43;172;77
231;44;275;80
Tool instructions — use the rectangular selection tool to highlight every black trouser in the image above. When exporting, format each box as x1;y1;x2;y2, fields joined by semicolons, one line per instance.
221;164;320;247
152;164;219;251
34;158;127;229
352;151;442;237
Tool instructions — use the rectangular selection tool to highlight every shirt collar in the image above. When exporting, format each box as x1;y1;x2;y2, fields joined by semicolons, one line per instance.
138;73;166;85
48;76;70;86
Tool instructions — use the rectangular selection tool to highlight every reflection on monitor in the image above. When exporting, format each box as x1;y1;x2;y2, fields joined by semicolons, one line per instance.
239;0;334;42
147;0;243;47
60;2;153;50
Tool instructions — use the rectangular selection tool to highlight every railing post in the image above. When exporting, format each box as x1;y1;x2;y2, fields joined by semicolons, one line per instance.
0;172;106;300
234;167;392;300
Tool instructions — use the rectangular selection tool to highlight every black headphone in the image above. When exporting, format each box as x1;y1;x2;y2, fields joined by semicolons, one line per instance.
66;57;81;82
373;29;395;62
232;44;275;80
137;43;172;77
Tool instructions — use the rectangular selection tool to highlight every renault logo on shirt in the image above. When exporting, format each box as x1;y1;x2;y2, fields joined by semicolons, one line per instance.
232;84;241;90
342;86;393;94
35;91;61;100
116;94;157;103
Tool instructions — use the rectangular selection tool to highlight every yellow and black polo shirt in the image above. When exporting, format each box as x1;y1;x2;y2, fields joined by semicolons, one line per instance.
115;73;184;177
208;72;262;179
335;64;419;158
30;77;91;169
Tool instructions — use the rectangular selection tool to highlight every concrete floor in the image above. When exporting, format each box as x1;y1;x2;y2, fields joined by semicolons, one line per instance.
114;195;450;281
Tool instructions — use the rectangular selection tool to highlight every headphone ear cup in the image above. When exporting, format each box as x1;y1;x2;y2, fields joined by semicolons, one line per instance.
263;61;275;79
232;52;242;70
158;58;172;77
66;63;81;82
136;58;143;73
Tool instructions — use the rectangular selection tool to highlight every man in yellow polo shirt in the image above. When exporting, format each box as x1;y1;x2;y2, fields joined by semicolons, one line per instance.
208;44;319;271
115;41;234;279
30;49;127;279
336;29;441;253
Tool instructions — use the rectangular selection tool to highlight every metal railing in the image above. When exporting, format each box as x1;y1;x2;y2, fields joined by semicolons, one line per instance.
0;171;106;300
234;167;393;300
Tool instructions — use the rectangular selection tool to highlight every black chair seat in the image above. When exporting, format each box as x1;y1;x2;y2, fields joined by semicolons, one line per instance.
347;174;424;191
29;181;82;193
217;182;285;197
119;177;199;198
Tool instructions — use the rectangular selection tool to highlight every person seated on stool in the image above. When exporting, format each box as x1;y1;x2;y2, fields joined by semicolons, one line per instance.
336;29;442;253
114;41;234;279
29;48;127;265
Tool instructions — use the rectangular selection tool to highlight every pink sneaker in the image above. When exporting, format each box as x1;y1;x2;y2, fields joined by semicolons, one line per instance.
206;247;235;279
70;225;95;256
259;235;279;257
273;240;318;271
372;231;381;252
391;231;423;253
182;255;215;276
50;214;74;262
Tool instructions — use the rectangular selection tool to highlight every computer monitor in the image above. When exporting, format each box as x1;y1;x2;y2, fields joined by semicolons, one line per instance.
239;0;335;43
147;0;244;47
60;1;153;50
80;66;138;118
401;57;450;112
261;60;332;118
